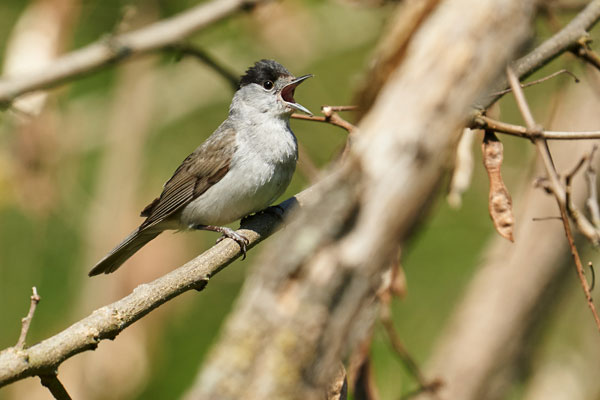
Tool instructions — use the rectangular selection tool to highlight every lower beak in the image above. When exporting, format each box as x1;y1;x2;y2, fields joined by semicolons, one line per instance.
281;74;313;115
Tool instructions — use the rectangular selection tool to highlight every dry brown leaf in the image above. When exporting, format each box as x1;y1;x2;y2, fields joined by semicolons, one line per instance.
482;130;515;242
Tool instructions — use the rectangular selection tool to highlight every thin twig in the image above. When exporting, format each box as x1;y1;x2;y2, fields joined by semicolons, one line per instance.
532;216;562;221
167;44;239;90
291;105;357;133
322;105;358;113
472;115;600;140
40;374;72;400
380;305;442;398
589;262;596;291
15;287;41;349
507;66;600;334
489;69;579;96
482;0;600;109
0;187;316;388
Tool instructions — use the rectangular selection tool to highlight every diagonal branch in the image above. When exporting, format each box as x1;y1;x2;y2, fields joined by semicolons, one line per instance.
40;374;73;400
481;0;600;109
0;187;315;388
506;66;600;333
0;0;267;107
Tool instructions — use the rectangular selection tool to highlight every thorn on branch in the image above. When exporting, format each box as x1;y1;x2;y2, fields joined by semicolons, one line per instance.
490;68;579;96
588;262;596;291
16;287;41;349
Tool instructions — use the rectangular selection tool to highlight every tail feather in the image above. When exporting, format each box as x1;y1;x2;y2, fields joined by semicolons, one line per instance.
88;229;161;276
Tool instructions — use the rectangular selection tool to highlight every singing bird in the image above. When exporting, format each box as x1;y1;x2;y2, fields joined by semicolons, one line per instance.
89;60;312;276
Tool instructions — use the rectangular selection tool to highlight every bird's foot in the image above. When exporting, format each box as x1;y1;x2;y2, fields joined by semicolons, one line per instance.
194;225;249;260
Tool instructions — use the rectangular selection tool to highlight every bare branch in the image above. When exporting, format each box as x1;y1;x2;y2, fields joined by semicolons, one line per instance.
15;287;41;350
291;105;357;133
0;0;267;106
167;44;239;90
507;66;600;333
380;305;442;398
481;0;600;108
489;68;579;96
0;188;312;388
472;115;600;140
182;1;536;398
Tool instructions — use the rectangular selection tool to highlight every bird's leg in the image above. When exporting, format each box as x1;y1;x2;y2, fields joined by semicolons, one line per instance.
193;225;249;259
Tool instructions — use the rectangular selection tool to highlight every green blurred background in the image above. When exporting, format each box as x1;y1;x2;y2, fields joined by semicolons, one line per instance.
0;1;598;399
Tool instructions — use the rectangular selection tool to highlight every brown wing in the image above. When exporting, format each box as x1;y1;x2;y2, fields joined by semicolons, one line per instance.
139;124;236;229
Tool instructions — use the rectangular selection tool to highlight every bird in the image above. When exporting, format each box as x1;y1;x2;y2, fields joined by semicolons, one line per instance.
88;59;312;276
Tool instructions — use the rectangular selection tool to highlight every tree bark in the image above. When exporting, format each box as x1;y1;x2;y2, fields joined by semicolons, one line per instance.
183;1;537;399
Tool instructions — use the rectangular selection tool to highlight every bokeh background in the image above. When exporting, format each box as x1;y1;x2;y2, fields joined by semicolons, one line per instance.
1;1;599;399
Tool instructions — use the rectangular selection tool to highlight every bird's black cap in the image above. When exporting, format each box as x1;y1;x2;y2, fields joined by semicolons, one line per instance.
239;59;292;88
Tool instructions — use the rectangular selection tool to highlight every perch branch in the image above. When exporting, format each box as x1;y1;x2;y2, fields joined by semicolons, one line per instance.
0;187;316;388
0;0;267;107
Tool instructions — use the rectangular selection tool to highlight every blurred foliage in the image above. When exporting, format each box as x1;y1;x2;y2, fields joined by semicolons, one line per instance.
0;1;597;400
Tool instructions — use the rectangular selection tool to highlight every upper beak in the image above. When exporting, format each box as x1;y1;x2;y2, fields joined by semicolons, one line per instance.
281;74;313;115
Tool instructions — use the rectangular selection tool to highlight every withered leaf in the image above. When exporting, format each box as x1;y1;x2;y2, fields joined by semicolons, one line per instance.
482;130;514;242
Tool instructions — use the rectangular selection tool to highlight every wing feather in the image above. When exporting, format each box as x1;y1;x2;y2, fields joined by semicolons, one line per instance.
140;124;236;229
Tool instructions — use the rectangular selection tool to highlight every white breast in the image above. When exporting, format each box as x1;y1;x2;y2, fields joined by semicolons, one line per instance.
179;116;297;227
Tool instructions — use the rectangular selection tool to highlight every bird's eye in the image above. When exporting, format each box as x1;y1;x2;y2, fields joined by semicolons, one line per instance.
263;80;274;90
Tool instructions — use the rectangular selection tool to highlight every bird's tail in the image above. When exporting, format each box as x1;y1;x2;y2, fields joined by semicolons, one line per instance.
88;228;161;276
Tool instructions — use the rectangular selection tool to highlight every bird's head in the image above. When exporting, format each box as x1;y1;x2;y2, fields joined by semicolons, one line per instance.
234;59;312;118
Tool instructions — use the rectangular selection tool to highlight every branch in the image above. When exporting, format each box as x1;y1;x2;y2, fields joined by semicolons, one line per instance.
380;305;442;399
489;68;579;96
15;287;41;349
506;66;600;333
0;0;266;106
571;36;600;71
182;1;536;398
291;105;357;133
472;114;600;140
40;374;72;400
481;0;600;108
167;44;239;90
0;188;314;388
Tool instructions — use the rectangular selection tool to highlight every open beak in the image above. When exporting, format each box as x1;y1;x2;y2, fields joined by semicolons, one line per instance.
280;74;313;115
